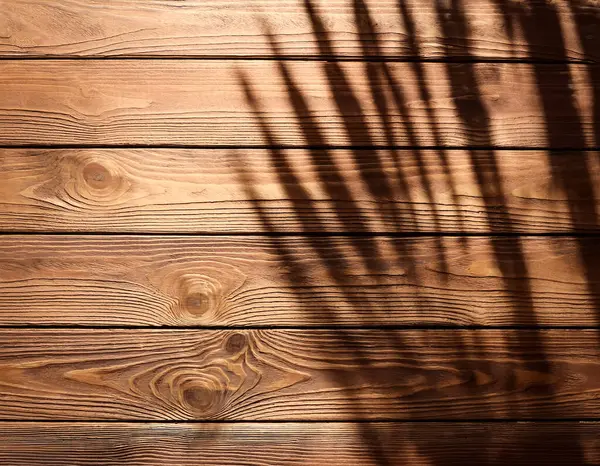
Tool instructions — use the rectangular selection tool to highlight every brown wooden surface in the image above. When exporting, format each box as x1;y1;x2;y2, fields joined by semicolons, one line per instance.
1;0;599;61
0;61;598;147
0;329;598;420
1;149;599;233
2;0;599;460
0;422;598;465
0;235;599;327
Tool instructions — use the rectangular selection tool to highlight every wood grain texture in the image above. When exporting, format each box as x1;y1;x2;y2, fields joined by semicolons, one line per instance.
1;0;599;61
1;149;599;233
1;236;599;327
0;61;598;147
1;422;599;465
0;329;599;420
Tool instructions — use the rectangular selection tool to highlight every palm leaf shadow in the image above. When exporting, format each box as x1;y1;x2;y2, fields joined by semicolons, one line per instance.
231;0;600;463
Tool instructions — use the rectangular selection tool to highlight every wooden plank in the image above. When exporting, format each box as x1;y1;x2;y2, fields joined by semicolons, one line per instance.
1;422;598;465
1;236;599;327
0;329;598;420
1;149;599;233
0;149;600;233
0;61;597;147
1;0;599;61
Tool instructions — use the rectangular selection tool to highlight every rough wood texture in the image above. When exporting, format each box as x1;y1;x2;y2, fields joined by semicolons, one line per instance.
0;329;599;420
1;236;599;327
1;422;599;465
0;61;598;147
1;0;599;61
1;149;599;233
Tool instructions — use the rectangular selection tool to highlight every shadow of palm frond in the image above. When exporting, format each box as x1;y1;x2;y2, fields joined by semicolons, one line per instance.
232;0;600;463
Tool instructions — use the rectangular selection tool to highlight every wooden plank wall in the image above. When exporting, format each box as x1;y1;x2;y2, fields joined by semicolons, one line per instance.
1;0;600;464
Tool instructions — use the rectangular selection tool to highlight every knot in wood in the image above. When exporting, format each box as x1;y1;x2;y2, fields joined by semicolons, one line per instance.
184;292;211;316
182;386;216;412
82;162;112;189
224;333;247;354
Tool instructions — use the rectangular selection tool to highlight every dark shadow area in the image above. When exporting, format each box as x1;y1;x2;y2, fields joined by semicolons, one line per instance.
233;0;600;464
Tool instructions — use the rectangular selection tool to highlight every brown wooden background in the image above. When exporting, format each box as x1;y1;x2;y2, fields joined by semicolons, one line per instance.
1;0;600;464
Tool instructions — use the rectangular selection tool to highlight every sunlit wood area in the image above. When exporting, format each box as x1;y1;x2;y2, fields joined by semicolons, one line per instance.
1;0;600;464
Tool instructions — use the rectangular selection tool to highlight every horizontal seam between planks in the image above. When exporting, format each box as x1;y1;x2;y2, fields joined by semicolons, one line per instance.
2;145;600;151
0;56;596;64
0;232;599;237
0;418;598;423
0;325;599;330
